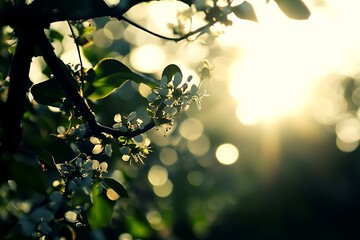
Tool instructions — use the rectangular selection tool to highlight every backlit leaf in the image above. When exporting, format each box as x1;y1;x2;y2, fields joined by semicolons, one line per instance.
87;183;115;229
30;78;66;107
274;0;311;20
232;1;258;22
127;111;137;121
9;159;48;195
102;177;129;198
36;150;57;170
162;64;183;82
84;58;159;100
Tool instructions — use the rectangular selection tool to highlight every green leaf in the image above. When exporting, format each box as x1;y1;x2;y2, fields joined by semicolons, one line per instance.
48;28;64;42
82;26;96;36
94;58;132;80
161;64;183;82
9;158;48;195
102;177;129;198
274;0;311;20
30;78;66;107
87;183;115;229
36;150;57;170
71;188;92;207
84;58;159;100
232;1;258;22
48;29;64;42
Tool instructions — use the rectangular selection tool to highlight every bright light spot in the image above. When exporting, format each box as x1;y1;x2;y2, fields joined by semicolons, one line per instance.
312;97;347;125
224;1;360;125
179;118;203;140
177;43;209;66
146;210;164;230
48;106;61;113
147;1;189;36
118;233;133;240
52;180;61;188
60;36;91;68
138;83;152;98
126;3;148;21
335;117;360;143
65;211;77;223
57;126;66;134
103;0;120;7
235;105;261;126
336;137;359;153
106;188;120;201
153;179;173;198
129;44;166;73
146;210;162;225
148;165;168;186
187;134;210;156
159;147;178;166
93;28;113;48
216;143;239;165
104;20;125;40
29;57;47;83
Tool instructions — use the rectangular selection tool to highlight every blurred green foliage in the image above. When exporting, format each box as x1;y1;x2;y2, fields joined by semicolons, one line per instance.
3;1;360;240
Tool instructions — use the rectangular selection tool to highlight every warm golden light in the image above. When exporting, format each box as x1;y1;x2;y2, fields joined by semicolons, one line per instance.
106;188;120;201
221;1;360;125
129;44;166;73
179;118;204;140
148;165;168;186
216;143;239;165
153;180;173;198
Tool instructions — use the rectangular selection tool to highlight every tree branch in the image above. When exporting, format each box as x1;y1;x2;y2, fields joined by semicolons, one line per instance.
36;28;155;139
0;1;147;27
0;27;36;153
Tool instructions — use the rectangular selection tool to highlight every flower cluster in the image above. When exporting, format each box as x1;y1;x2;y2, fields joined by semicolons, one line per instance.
3;155;109;238
112;112;143;132
88;112;151;164
16;202;56;238
147;71;207;128
119;137;151;164
44;156;108;229
57;155;108;194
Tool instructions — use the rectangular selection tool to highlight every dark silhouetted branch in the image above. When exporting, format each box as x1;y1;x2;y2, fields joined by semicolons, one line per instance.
37;28;155;139
0;28;36;153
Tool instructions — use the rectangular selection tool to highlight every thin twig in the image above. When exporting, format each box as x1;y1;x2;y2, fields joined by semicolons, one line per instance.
119;16;215;42
67;20;85;93
37;28;155;139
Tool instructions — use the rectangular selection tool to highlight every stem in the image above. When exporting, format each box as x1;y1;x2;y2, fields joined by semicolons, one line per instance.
120;16;215;42
67;21;84;93
0;28;35;153
37;28;155;139
36;28;100;132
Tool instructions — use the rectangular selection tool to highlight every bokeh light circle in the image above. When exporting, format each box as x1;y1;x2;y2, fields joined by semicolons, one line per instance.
148;165;168;186
179;118;204;141
215;143;239;165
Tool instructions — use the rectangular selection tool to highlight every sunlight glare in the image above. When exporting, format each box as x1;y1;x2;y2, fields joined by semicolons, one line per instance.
224;0;360;125
129;44;166;73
